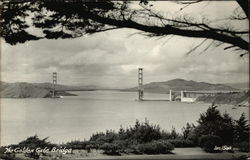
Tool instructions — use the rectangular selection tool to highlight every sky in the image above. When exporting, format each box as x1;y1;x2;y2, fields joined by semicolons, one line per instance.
1;1;249;88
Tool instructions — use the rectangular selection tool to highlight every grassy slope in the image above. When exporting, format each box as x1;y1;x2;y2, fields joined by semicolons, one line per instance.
0;82;50;98
195;91;250;105
0;82;79;98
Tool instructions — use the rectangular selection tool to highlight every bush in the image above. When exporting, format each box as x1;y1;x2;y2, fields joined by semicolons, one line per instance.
100;143;121;155
199;135;222;153
136;140;174;154
167;139;195;147
63;141;89;149
187;130;199;145
17;135;55;159
203;141;218;153
128;120;162;143
238;142;249;152
88;119;164;149
0;147;16;160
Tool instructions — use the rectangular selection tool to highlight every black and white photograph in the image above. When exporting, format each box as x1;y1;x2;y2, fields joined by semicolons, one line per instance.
0;0;249;159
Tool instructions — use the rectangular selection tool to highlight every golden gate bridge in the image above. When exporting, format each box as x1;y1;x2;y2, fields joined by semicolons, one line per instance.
50;69;243;101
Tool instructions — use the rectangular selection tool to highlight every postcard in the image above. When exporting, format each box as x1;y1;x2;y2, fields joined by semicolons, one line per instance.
0;0;249;159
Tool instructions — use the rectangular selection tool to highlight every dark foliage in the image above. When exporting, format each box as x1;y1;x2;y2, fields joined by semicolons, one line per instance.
89;120;163;146
199;135;223;151
62;140;89;150
194;105;235;145
89;130;118;148
16;135;55;159
135;140;174;154
167;139;195;148
193;105;250;153
234;113;249;143
237;142;249;152
86;119;176;154
18;135;55;149
100;143;121;155
0;147;16;160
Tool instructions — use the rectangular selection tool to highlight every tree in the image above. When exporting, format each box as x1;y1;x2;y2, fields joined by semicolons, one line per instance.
0;0;248;55
194;105;235;145
234;113;249;143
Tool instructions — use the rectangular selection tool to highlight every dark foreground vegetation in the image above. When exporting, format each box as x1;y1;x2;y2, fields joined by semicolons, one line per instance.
1;105;249;160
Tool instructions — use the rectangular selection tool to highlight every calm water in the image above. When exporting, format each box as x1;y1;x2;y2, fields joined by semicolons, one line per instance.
1;91;249;146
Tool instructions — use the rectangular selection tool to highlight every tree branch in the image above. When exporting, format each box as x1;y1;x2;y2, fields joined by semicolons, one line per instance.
85;12;248;50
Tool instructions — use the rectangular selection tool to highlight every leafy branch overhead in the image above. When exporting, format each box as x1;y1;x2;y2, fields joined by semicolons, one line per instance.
0;0;248;54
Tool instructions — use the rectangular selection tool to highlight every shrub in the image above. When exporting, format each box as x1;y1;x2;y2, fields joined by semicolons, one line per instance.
203;141;218;153
238;142;249;152
100;143;121;155
199;135;222;153
17;135;55;159
89;130;118;146
167;139;195;147
0;147;16;160
85;144;95;152
128;120;162;143
136;140;174;154
63;141;89;149
18;135;55;149
88;119;164;149
187;130;199;145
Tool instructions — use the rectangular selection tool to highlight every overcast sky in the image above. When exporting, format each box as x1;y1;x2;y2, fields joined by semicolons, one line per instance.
1;1;249;88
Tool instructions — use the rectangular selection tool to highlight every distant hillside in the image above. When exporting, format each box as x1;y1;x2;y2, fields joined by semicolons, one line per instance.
196;91;249;105
0;82;51;98
225;82;249;90
0;82;95;98
123;79;237;94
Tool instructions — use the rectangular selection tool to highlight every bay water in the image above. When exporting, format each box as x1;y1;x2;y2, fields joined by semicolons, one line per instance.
1;91;248;146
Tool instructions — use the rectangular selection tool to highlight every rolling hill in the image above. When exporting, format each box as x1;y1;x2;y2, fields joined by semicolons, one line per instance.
0;82;96;98
0;82;50;98
123;79;237;94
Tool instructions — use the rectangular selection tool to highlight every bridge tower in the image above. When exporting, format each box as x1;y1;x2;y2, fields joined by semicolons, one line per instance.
138;68;144;101
52;72;57;98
